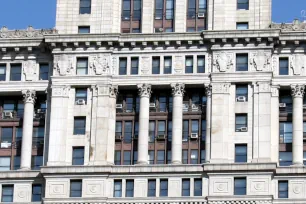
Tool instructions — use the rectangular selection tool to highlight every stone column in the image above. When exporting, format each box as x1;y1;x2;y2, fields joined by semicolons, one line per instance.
171;83;185;164
291;84;305;166
205;85;212;163
20;90;36;170
271;86;280;163
137;84;151;164
141;0;154;33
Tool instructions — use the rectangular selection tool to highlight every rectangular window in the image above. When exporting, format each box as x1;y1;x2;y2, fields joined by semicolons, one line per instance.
75;88;87;104
74;117;86;135
157;150;165;164
0;64;6;81
125;96;134;113
199;0;207;14
32;184;42;202
279;152;292;166
167;151;171;164
114;180;122;197
119;58;127;75
182;150;188;164
191;120;199;134
115;150;121;165
13;156;20;170
278;181;288;198
1;185;13;202
165;0;174;20
72;147;84;165
236;54;248;71
194;179;202;196
78;26;90;33
164;56;172;74
1;127;13;144
31;155;43;170
0;157;10;171
167;121;172;141
155;0;163;19
124;121;132;143
182;179;190;196
80;0;91;14
149;121;156;142
234;178;246;195
133;151;138;164
197;56;205;73
183;120;189;141
10;64;22;81
115;122;122;139
123;150;131;165
122;0;131;20
76;58;88;75
126;180;134;197
39;63;49;80
279;58;289;75
133;0;142;20
187;0;196;19
236;22;249;30
157;121;166;136
185;56;193;73
148;150;154;164
201;150;206;163
152;57;160;74
236;85;248;102
237;0;249;10
159;96;167;112
279;122;292;143
201;120;206;141
134;121;139;139
131;57;139;75
190;150;198;164
235;144;247;163
160;179;168;196
235;114;247;132
70;180;82;197
148;180;156;197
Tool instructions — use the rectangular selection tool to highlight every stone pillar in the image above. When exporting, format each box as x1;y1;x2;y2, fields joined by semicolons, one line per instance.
20;90;36;170
291;84;305;166
91;85;118;165
141;0;154;33
171;83;185;164
137;84;151;164
271;86;280;163
205;84;212;163
47;86;70;166
174;0;187;32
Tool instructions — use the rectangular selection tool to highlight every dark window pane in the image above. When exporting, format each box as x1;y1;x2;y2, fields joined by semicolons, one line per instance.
131;57;139;75
74;117;86;135
115;150;121;165
182;179;190;196
235;114;247;131
237;22;249;30
152;57;160;74
148;180;156;197
236;54;248;71
114;180;122;197
10;64;21;81
237;0;249;10
123;151;131;165
2;185;13;202
119;58;127;75
39;63;49;80
279;58;289;75
1;127;13;143
32;184;42;202
75;89;88;104
182;150;188;164
124;121;132;143
126;180;134;197
77;58;88;75
80;0;91;14
72;147;84;165
194;179;202;196
278;181;288;198
155;0;163;19
234;178;246;195
160;179;168;196
122;0;131;20
279;152;292;166
0;64;6;81
185;56;193;73
164;57;172;74
197;56;205;73
157;150;165;164
78;26;90;33
70;180;82;197
31;156;43;170
235;145;247;163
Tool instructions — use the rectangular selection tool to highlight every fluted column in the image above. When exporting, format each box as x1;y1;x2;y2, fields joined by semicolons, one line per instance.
291;84;305;166
137;84;152;165
20;90;36;170
205;85;212;163
171;83;185;164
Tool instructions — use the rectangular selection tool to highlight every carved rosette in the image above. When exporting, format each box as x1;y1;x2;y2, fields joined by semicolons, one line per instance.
250;51;271;71
213;52;233;72
205;84;212;97
171;83;185;96
53;55;74;76
291;84;305;98
137;84;152;97
90;55;110;75
22;90;36;103
23;61;37;81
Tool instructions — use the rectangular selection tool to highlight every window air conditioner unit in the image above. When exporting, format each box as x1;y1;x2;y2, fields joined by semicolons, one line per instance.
3;111;13;119
190;133;198;139
240;127;248;132
198;13;205;18
157;134;166;140
76;99;86;105
236;96;246;102
149;103;156;108
155;28;163;33
1;142;11;148
116;104;123;109
115;135;122;141
279;103;286;108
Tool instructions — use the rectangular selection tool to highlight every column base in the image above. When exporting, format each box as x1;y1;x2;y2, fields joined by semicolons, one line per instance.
291;163;304;167
18;167;31;171
171;161;182;165
136;161;148;165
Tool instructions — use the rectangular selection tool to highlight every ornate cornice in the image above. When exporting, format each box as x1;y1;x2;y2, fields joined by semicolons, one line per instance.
22;90;36;103
171;83;185;96
291;84;305;98
270;20;306;31
0;26;57;38
137;84;152;98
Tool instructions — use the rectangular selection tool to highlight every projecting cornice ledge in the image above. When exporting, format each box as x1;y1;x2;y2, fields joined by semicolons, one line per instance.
204;163;277;172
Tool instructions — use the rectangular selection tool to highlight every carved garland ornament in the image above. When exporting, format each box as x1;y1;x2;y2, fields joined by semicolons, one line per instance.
137;84;152;97
171;83;185;96
22;90;36;103
213;52;233;72
53;55;74;76
250;51;271;71
90;55;110;75
291;84;305;98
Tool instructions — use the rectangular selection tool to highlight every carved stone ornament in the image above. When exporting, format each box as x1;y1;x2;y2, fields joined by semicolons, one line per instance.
205;84;212;97
212;83;231;94
291;84;305;98
90;55;110;75
213;52;233;72
52;86;70;97
23;61;36;81
112;56;117;74
290;55;305;75
22;90;36;103
109;85;119;98
174;56;184;74
271;86;280;97
0;26;57;38
207;54;212;73
270;20;306;31
250;51;271;71
137;84;152;97
171;83;185;96
257;82;271;93
141;56;150;74
53;55;74;76
272;55;278;72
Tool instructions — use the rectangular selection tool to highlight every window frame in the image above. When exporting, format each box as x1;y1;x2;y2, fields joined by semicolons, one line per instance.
182;179;190;197
32;184;42;202
235;144;247;163
1;185;14;202
152;57;160;74
114;180;123;198
194;179;202;196
234;177;247;195
80;0;91;14
160;179;168;197
76;58;89;75
236;54;248;71
131;57;139;75
39;63;49;80
0;64;6;81
185;56;194;73
72;147;85;165
10;64;22;81
236;22;249;30
119;58;128;75
235;114;248;132
148;180;156;197
73;117;86;135
125;180;134;197
237;0;249;10
70;180;82;198
278;180;288;198
279;57;289;75
78;26;90;34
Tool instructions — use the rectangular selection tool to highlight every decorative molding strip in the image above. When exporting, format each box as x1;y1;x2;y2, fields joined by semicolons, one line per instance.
0;26;57;38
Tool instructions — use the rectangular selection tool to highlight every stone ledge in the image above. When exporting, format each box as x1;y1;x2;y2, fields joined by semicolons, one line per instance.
204;163;277;172
207;195;273;203
0;170;40;179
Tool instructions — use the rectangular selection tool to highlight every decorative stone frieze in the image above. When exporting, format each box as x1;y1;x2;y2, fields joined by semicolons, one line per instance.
171;83;185;96
291;84;305;98
250;51;271;71
207;53;212;73
290;55;305;75
111;56;117;74
0;26;57;38
23;60;37;81
211;83;231;94
53;55;74;76
137;84;152;97
90;55;111;75
272;56;278;72
174;55;184;74
22;90;36;103
213;52;234;72
52;86;70;97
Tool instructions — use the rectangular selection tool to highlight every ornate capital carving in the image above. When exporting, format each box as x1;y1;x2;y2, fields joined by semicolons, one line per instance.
291;84;305;98
94;85;118;98
22;90;36;103
205;84;212;97
90;55;110;75
109;85;118;98
271;86;280;97
171;83;185;96
23;61;37;81
212;83;231;94
137;84;152;97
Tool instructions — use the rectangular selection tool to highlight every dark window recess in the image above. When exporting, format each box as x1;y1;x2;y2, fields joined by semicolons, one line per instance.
237;0;249;10
152;57;160;74
75;89;88;104
279;152;292;166
121;0;142;33
185;56;193;73
39;63;49;80
157;150;165;164
154;0;174;32
182;179;190;196
72;147;84;165
278;181;288;198
182;150;188;164
0;64;6;81
123;150;131;165
236;22;249;30
164;56;172;74
148;180;156;197
115;150;121;165
76;58;88;75
114;180;122;197
236;85;248;102
131;57;139;75
80;0;91;14
70;180;82;197
234;178;246;195
74;117;86;135
1;185;13;202
235;114;247;132
31;155;43;170
119;58;127;75
187;0;207;32
1;127;13;144
279;58;289;75
32;184;42;202
236;54;248;71
78;26;90;33
0;157;11;171
194;179;202;196
235;144;247;163
126;180;134;197
160;179;168;197
197;56;205;73
10;64;22;81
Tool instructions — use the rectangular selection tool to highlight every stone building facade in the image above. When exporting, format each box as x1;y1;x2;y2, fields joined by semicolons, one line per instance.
0;0;305;203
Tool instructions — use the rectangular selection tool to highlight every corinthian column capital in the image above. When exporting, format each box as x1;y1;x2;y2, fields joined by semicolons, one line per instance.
291;84;305;98
205;84;212;97
22;90;36;104
109;85;119;98
137;84;152;97
171;83;185;96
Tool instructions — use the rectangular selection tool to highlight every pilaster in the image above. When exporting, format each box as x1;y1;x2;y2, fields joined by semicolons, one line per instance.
205;84;212;163
271;85;280;163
